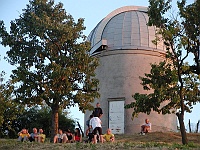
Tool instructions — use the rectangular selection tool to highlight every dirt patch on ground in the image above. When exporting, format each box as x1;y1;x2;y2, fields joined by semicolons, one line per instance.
115;132;200;145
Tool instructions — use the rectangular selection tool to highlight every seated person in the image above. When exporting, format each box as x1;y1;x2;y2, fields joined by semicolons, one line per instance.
66;129;73;143
85;128;94;143
29;128;39;142
18;128;30;142
54;129;68;143
38;128;46;143
102;128;115;142
140;118;151;135
73;128;82;142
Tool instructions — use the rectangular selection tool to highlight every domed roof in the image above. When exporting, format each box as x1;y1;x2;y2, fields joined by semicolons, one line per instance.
88;6;165;54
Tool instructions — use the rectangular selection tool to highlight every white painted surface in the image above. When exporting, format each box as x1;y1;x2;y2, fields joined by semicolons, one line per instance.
109;100;124;134
85;6;178;134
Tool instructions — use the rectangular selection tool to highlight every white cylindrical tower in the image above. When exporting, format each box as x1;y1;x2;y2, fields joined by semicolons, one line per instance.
85;6;177;134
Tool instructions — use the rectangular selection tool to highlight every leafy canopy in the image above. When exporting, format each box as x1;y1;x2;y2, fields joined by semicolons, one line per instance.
125;0;200;118
125;1;200;144
0;71;24;138
125;61;200;119
0;0;99;111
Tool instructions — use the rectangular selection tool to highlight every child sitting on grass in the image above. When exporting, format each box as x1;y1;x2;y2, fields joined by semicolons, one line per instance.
102;128;115;142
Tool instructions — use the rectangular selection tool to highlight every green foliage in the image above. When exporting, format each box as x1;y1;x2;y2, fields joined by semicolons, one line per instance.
58;109;75;133
0;0;99;138
148;0;200;73
125;61;200;119
148;0;172;27
126;0;200;145
0;0;99;111
177;0;200;69
4;105;75;138
0;71;24;138
13;106;52;137
171;142;198;150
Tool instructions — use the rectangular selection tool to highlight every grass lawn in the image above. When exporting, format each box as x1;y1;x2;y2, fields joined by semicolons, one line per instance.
0;132;200;150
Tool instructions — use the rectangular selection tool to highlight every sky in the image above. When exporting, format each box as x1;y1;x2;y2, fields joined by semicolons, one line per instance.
0;0;198;131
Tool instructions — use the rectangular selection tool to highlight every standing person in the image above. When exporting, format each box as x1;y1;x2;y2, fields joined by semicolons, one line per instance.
140;118;151;135
53;129;68;143
86;114;94;136
38;128;46;143
29;128;38;142
85;115;94;143
92;102;103;118
89;116;103;144
73;128;82;142
102;128;115;142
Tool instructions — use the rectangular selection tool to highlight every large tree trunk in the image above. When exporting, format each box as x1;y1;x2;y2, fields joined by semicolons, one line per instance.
176;112;188;145
50;104;59;142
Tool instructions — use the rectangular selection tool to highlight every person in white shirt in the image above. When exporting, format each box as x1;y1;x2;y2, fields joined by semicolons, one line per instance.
140;118;151;135
53;129;68;143
89;116;103;143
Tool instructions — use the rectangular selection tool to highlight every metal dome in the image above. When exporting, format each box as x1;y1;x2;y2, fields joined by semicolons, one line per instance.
88;6;165;54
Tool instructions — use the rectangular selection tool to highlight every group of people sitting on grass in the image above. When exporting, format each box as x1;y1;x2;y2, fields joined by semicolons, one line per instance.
53;126;115;144
53;128;81;143
18;118;150;143
85;102;152;143
18;102;151;143
17;127;83;143
18;127;46;142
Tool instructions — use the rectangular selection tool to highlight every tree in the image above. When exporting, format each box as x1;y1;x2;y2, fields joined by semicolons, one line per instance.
14;106;75;138
125;0;200;145
178;0;200;74
0;71;24;138
148;0;200;74
0;0;99;140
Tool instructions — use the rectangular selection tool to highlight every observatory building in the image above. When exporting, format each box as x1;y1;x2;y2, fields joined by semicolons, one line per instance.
85;6;177;134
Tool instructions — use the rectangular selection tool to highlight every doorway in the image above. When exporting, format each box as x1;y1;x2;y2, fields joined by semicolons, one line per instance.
108;99;124;134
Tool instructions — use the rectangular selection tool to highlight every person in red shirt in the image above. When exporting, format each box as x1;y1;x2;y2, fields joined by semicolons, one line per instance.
73;128;82;142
